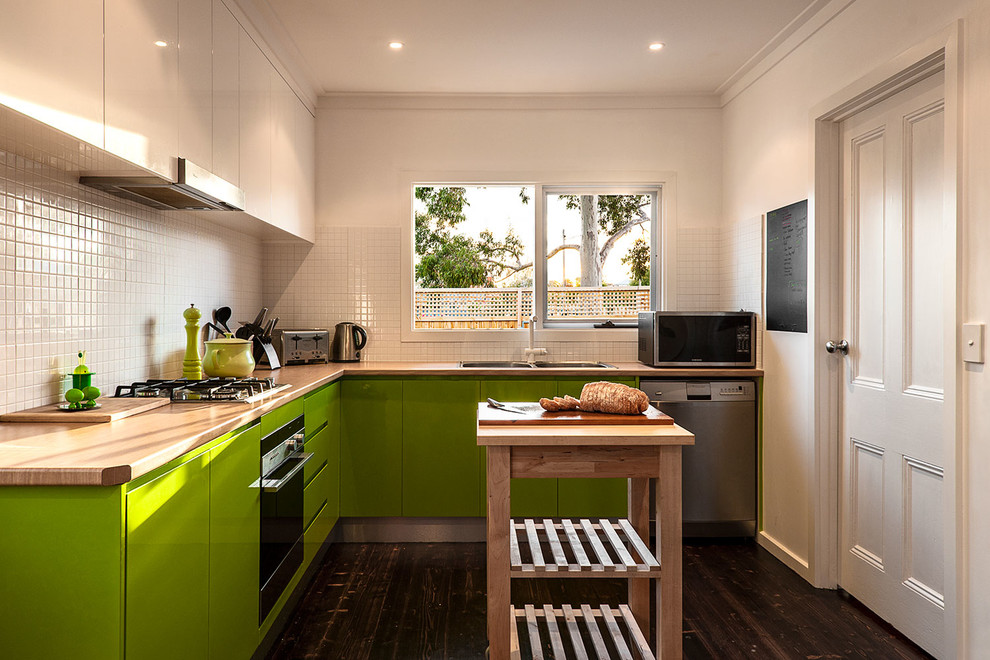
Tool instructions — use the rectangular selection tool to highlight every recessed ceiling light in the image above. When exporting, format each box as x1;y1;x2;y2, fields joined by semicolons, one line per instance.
154;40;168;48
648;42;665;51
388;41;404;50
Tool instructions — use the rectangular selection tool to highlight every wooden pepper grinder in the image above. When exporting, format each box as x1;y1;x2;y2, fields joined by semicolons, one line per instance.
183;304;204;380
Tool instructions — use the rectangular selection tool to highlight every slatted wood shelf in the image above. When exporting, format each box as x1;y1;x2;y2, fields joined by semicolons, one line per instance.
510;518;660;578
510;604;655;660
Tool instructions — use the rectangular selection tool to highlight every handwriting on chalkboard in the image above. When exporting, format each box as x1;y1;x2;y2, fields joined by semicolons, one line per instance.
766;200;808;333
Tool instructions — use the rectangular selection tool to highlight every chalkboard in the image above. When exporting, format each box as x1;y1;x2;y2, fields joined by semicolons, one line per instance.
766;200;808;333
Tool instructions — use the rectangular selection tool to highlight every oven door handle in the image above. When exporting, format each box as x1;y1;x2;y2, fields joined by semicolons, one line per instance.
250;453;313;492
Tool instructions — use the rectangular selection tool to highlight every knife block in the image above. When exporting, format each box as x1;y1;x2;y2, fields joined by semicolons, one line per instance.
253;337;281;369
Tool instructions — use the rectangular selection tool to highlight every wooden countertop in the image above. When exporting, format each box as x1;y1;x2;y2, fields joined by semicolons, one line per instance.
0;362;760;486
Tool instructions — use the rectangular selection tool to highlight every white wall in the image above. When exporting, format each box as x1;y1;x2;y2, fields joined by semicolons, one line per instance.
264;98;728;361
0;143;263;414
721;0;990;653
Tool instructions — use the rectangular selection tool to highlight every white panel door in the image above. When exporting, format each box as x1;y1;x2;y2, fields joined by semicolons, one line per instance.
838;71;946;657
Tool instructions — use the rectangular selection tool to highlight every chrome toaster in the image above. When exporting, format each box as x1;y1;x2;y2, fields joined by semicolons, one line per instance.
273;329;331;365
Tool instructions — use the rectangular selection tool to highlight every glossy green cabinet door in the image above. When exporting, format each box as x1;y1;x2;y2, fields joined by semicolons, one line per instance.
326;381;341;523
479;379;559;518
0;486;124;660
403;379;481;516
209;425;261;660
126;453;211;660
555;378;635;518
341;379;403;516
305;383;330;438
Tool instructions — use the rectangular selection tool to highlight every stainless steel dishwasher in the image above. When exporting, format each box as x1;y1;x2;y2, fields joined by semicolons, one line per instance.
640;379;757;537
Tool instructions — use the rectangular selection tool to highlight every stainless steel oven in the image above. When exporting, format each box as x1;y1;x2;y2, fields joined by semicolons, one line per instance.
254;415;311;623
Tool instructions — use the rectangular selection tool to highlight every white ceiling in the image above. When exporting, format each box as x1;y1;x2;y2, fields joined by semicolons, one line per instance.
262;0;823;96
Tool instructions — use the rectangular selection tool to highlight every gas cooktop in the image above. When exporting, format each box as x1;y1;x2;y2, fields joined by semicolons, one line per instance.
114;377;291;403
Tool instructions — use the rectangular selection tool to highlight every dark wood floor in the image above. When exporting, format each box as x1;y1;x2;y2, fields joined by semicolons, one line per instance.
267;540;932;659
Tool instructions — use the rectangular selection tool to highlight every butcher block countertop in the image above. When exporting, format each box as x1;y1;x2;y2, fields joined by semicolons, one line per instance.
0;362;761;487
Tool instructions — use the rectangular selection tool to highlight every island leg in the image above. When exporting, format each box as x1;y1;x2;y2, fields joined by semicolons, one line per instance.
628;477;651;637
487;445;511;660
656;445;683;659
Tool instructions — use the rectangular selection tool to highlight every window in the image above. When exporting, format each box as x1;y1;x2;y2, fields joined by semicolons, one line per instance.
541;187;657;326
412;183;660;332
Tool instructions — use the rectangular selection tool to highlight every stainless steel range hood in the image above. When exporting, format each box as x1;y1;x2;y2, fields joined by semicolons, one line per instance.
79;158;245;211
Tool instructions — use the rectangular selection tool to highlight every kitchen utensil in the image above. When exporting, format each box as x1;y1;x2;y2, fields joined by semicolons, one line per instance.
478;401;673;425
203;333;256;378
205;321;226;339
486;397;528;414
252;307;268;329
214;306;232;333
331;322;368;362
0;397;170;423
235;325;252;340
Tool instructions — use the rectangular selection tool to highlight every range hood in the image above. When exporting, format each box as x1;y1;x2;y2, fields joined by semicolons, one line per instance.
80;158;245;211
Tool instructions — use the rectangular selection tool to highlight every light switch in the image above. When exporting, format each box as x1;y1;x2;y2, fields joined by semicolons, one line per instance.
962;323;985;364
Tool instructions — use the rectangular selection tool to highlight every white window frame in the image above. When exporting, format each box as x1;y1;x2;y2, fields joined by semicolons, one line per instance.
399;170;678;343
538;185;659;328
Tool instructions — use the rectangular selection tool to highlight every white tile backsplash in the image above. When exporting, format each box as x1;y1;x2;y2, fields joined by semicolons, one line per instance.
263;226;642;362
676;226;721;311
263;223;766;364
0;149;263;413
0;144;766;410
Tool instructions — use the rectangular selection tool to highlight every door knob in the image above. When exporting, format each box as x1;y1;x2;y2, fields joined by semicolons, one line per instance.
825;339;849;355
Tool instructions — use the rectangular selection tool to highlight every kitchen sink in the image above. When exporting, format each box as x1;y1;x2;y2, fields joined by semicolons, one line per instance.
458;360;616;369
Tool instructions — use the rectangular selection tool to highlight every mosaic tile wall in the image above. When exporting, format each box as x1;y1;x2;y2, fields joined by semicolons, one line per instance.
263;223;765;364
0;149;263;413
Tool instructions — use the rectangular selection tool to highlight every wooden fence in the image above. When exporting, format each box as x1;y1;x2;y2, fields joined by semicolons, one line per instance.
414;287;650;329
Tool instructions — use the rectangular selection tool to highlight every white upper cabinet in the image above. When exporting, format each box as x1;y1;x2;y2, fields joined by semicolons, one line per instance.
1;0;312;241
212;0;240;186
0;0;104;148
293;99;316;243
270;72;297;235
238;27;272;221
105;0;179;180
177;0;214;170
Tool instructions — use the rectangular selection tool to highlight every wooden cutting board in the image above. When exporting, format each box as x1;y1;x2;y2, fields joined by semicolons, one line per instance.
477;402;673;426
0;397;171;423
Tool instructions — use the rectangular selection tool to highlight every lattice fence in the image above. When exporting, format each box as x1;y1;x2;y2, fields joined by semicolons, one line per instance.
414;287;649;328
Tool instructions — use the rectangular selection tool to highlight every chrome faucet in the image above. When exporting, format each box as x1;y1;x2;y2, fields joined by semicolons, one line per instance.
523;315;547;365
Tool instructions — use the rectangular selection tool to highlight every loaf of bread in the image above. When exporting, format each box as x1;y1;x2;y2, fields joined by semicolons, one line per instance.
538;395;581;412
578;381;649;415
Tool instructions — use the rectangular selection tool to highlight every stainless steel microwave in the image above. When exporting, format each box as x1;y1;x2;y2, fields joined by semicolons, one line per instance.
638;311;756;367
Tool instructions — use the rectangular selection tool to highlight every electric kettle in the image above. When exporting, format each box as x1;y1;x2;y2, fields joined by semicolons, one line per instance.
331;322;368;362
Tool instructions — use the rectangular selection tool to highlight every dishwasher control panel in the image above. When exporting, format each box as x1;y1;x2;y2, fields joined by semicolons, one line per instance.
641;379;756;403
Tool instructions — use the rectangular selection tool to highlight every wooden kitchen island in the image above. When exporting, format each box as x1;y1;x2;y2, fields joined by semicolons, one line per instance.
477;404;695;659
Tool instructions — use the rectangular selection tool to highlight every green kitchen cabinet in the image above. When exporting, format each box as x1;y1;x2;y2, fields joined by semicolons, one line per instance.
208;424;261;660
555;377;636;518
125;452;211;660
261;395;304;436
341;379;403;516
402;378;481;516
304;424;331;485
325;381;341;524
479;378;559;518
304;383;331;438
0;486;125;660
